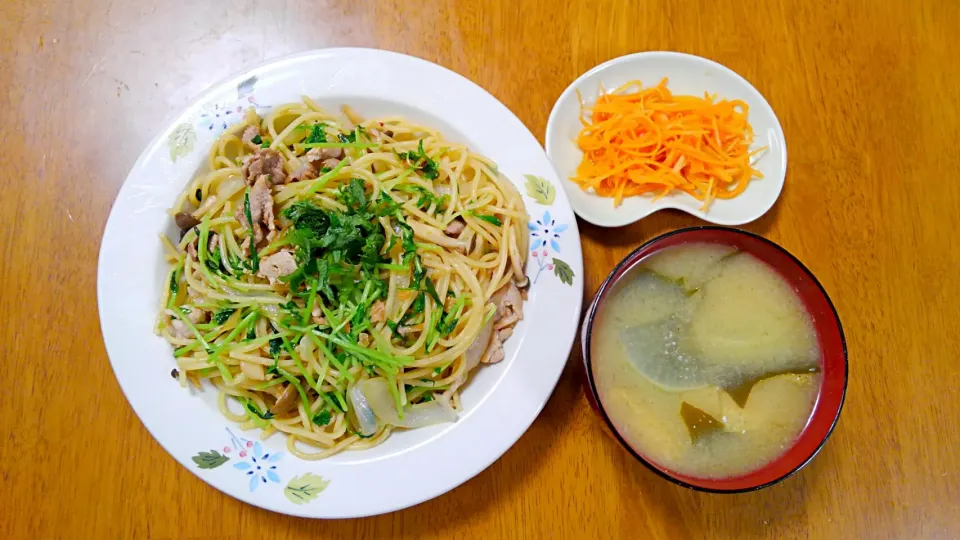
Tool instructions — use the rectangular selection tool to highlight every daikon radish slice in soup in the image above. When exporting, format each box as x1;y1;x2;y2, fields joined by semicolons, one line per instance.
592;243;821;478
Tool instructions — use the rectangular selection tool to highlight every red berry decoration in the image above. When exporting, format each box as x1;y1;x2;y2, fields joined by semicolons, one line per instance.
223;446;231;453
239;451;247;458
246;441;253;448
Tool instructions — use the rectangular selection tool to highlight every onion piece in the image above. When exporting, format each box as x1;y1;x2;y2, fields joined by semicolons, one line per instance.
217;177;244;198
348;383;378;436
394;268;410;289
464;315;495;371
195;178;243;216
240;360;265;381
408;220;470;251
362;378;457;428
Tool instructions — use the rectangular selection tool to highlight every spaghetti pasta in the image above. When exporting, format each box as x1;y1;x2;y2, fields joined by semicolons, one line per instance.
159;98;528;459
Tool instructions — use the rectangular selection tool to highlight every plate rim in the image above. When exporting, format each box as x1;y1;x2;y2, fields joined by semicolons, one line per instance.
97;47;584;518
545;50;787;227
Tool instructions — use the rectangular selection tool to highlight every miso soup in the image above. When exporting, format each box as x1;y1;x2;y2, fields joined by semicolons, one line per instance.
591;243;821;479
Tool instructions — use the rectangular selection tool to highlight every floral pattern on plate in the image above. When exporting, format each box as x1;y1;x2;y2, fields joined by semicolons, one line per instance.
190;428;330;502
230;433;284;492
525;173;575;286
168;75;271;161
529;210;574;286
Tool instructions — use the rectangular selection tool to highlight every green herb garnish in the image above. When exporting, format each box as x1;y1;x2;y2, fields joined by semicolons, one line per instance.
269;336;283;357
212;308;236;325
169;269;179;296
228;252;245;275
338;126;365;144
472;213;502;227
312;410;332;426
396;185;447;212
205;246;224;274
423;277;442;307
243;190;259;273
244;398;274;420
266;354;280;376
398;139;439;180
304;123;327;144
300;142;377;150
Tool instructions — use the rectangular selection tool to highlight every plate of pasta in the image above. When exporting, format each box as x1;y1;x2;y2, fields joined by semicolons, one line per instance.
97;48;582;518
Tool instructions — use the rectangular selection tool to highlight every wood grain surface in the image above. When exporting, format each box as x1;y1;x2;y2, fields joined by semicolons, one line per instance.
2;0;958;538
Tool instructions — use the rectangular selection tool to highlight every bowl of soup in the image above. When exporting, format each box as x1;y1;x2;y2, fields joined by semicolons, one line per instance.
581;227;846;492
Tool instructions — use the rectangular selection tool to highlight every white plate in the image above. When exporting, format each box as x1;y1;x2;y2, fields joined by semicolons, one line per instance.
97;48;583;518
545;51;787;227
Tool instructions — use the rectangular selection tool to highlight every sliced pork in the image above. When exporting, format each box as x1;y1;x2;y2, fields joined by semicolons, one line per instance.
257;249;296;284
241;148;286;185
444;217;466;237
241;125;262;151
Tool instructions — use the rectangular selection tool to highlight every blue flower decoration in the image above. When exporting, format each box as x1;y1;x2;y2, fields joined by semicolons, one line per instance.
198;103;243;133
233;441;284;492
528;211;568;253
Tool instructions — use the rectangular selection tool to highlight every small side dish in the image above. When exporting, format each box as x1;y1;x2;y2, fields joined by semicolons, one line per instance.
572;79;764;210
545;51;787;227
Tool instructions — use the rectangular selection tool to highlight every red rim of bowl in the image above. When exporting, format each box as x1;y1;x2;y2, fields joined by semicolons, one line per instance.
581;226;848;493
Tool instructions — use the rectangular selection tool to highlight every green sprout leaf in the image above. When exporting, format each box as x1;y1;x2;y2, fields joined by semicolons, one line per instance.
304;123;327;144
244;398;275;420
212;308;236;325
472;213;502;227
312;410;332;426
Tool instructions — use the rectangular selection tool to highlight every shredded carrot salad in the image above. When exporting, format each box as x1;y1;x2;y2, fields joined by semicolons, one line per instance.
573;79;766;210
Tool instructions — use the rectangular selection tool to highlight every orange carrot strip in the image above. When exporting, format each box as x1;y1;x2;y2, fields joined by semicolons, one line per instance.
571;78;762;210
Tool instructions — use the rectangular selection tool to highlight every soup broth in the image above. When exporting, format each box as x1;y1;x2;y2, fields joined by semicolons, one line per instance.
591;243;821;478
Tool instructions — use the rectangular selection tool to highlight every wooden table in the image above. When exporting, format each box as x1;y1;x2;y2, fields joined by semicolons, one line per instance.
2;0;958;538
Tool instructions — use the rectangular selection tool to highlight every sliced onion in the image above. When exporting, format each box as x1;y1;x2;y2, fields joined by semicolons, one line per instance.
393;269;410;290
362;378;457;428
195;178;243;215
261;304;279;318
464;316;495;371
240;360;265;381
401;399;458;428
217;177;244;198
408;220;470;251
194;194;219;216
348;384;378;436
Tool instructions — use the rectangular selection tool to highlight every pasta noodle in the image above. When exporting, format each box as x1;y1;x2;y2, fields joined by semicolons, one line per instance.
158;98;528;459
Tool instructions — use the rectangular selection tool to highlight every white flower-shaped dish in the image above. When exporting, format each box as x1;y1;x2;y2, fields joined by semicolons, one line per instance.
545;51;787;227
